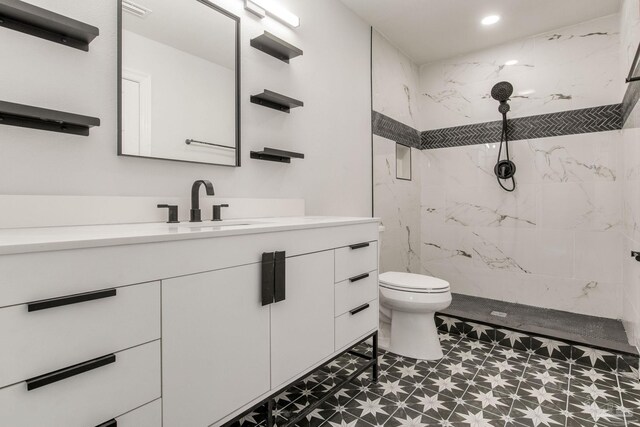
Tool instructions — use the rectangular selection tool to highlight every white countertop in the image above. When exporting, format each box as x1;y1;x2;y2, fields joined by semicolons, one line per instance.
0;216;380;255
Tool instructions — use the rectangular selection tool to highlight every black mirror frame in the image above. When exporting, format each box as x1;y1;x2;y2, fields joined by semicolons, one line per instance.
117;0;241;167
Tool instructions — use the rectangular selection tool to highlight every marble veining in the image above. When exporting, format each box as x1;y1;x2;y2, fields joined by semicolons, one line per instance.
533;145;616;182
471;232;531;274
446;202;536;228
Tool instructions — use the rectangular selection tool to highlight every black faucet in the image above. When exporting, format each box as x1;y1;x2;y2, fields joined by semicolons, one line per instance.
190;180;215;222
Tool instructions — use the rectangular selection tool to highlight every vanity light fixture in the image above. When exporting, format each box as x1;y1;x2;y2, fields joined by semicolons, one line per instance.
504;59;518;66
481;15;500;26
244;0;300;28
122;0;152;18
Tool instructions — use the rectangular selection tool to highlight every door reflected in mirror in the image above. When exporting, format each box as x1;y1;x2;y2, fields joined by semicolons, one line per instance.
118;0;240;166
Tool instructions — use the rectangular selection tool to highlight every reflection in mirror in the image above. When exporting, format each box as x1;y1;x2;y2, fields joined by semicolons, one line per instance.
119;0;240;166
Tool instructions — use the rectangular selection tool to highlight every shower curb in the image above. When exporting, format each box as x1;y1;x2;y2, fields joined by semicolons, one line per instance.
435;313;639;377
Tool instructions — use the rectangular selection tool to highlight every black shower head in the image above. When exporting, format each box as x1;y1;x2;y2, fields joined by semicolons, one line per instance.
491;81;513;102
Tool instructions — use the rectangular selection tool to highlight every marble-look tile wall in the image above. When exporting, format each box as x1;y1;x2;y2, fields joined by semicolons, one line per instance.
374;135;421;273
418;14;621;131
372;30;422;274
420;131;623;318
372;31;420;129
620;0;640;348
418;15;627;320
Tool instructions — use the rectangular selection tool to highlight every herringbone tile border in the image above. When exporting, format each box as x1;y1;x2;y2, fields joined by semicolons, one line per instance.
420;104;623;150
371;111;421;148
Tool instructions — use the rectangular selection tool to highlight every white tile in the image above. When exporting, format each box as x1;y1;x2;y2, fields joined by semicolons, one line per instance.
574;231;622;282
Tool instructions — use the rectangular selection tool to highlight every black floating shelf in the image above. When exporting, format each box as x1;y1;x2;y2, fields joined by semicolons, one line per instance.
250;147;304;163
0;0;99;51
250;90;303;113
0;100;100;136
250;31;303;63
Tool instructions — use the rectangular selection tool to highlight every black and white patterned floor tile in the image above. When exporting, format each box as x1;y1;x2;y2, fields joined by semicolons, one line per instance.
228;333;640;427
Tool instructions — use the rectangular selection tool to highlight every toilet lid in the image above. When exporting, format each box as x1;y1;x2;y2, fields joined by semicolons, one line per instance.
379;272;450;293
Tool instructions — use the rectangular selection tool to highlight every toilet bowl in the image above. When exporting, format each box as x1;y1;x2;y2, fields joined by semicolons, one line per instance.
379;272;452;360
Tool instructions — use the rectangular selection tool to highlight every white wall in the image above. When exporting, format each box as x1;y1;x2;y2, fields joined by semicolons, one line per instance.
620;0;640;348
0;0;372;218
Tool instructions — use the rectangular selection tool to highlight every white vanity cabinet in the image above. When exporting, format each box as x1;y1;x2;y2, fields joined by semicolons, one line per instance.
0;217;379;427
270;250;335;388
162;263;271;427
163;250;338;426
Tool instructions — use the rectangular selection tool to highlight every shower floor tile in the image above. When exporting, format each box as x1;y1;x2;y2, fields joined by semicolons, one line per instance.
442;293;637;355
227;333;638;427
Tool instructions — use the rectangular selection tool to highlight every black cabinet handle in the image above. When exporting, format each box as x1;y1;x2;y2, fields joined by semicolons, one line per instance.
27;288;117;312
274;251;286;303
26;353;116;391
350;303;370;315
349;242;370;250
262;252;275;306
349;273;370;283
95;420;117;427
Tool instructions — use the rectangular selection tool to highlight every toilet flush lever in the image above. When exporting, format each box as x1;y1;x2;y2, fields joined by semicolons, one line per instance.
632;251;640;262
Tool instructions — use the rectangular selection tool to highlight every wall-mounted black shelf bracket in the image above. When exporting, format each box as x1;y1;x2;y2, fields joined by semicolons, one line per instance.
0;100;100;136
250;31;303;63
250;90;303;113
0;0;99;51
250;147;305;163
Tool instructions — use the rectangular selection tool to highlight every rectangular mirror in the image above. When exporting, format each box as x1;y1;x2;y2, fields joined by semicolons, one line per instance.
118;0;240;166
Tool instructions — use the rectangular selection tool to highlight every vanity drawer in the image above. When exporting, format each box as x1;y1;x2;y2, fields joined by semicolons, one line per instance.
335;271;378;317
0;281;160;388
334;241;378;283
116;398;162;427
0;340;161;427
335;299;378;351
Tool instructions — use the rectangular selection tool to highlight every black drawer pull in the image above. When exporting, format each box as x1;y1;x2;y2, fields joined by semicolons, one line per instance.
28;288;117;312
274;251;286;303
350;303;370;315
349;273;370;283
96;420;117;427
349;242;370;250
262;252;275;306
26;353;116;391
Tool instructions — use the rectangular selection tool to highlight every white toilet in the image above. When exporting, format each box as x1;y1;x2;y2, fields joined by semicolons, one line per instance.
379;272;452;360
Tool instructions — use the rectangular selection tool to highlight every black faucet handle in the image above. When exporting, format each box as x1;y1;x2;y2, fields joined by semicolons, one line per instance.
212;204;230;221
157;204;180;223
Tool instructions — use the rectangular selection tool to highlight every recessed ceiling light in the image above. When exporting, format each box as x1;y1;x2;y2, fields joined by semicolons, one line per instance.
505;59;518;66
481;15;500;26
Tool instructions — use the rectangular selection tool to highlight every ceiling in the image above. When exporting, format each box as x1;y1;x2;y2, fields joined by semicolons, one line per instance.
338;0;621;64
